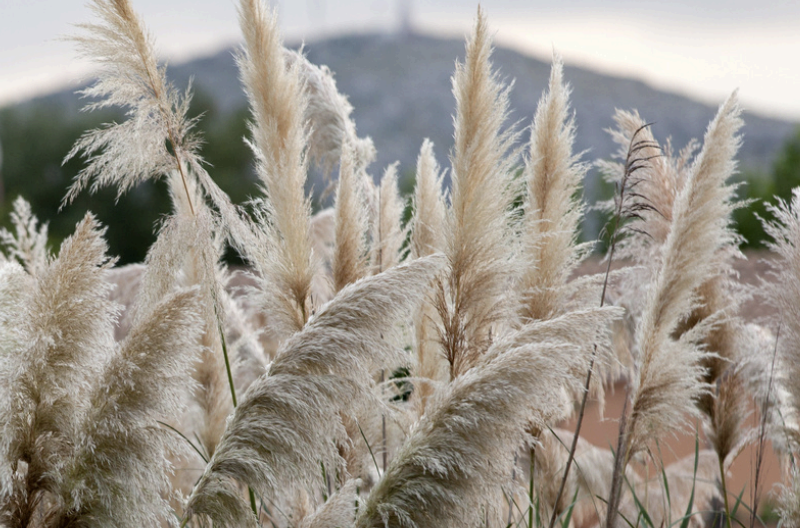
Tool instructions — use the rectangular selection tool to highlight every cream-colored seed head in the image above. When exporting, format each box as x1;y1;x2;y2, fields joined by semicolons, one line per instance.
438;8;519;379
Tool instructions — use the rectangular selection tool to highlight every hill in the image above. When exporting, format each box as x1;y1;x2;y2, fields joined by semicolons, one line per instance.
31;32;795;177
28;32;797;177
3;31;797;263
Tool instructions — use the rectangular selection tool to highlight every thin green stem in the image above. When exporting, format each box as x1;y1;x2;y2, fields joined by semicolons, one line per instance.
719;457;733;528
250;488;259;524
356;420;382;477
216;315;237;407
529;448;535;528
214;312;262;523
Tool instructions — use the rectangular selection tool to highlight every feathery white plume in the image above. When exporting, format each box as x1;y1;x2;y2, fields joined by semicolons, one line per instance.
518;54;590;323
0;197;49;276
410;139;446;260
625;92;742;456
0;214;117;524
438;8;519;378
185;256;445;527
370;163;406;273
63;0;201;207
333;142;370;292
356;324;591;528
760;187;800;452
298;478;362;528
604;92;743;528
285;49;376;174
237;0;317;333
50;289;203;528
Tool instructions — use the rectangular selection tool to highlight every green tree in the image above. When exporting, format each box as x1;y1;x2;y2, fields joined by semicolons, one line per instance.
773;126;800;200
0;93;256;264
734;125;800;248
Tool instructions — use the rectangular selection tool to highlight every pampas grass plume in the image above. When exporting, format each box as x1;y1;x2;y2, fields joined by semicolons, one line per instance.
237;0;317;331
355;328;589;528
285;50;376;174
63;0;200;207
410;139;446;260
625;91;743;458
0;197;49;277
185;256;445;527
439;8;518;378
50;288;203;528
370;164;406;273
333;142;370;292
761;188;800;451
518;54;589;323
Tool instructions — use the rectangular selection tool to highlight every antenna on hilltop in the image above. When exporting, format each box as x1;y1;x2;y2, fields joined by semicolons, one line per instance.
397;0;413;36
0;139;4;206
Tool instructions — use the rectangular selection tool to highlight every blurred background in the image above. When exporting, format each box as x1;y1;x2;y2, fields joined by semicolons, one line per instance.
1;0;799;263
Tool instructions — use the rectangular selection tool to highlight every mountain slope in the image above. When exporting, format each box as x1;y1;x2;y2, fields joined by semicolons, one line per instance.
23;32;798;178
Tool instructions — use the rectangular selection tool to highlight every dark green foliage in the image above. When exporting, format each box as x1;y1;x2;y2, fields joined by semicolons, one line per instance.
0;89;256;264
732;169;773;249
390;366;413;402
773;126;800;201
0;102;172;263
735;125;800;248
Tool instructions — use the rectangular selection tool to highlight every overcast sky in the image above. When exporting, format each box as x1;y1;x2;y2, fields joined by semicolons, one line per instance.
2;0;799;120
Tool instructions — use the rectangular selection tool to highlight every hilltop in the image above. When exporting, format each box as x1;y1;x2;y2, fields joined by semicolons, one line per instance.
30;31;797;177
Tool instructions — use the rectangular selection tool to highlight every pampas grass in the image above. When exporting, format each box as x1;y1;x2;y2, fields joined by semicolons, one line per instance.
6;1;799;526
409;140;449;409
602;103;749;526
604;92;743;527
0;217;118;525
0;197;49;276
356;338;582;528
518;54;589;323
0;211;205;527
437;9;519;379
760;188;800;453
49;288;203;528
369;164;406;274
185;255;445;527
284;50;376;176
237;0;316;333
62;0;201;209
410;140;446;261
333;142;370;292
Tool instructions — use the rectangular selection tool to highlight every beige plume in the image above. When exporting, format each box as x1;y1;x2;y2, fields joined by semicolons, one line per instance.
356;323;591;528
237;0;317;333
185;256;445;527
518;54;590;323
370;164;407;274
50;289;203;528
333;143;371;292
438;8;519;378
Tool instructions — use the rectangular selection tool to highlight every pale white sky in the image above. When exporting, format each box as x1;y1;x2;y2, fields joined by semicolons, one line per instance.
1;0;799;120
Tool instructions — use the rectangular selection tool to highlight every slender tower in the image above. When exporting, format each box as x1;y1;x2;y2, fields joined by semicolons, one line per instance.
0;138;4;206
397;0;412;36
